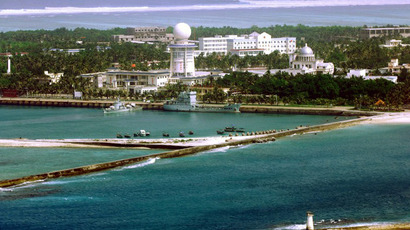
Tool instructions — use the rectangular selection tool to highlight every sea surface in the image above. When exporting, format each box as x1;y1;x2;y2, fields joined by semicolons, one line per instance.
0;105;409;229
0;0;409;31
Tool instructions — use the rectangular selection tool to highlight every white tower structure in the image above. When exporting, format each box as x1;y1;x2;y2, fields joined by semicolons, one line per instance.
7;55;11;74
306;211;314;230
169;23;197;77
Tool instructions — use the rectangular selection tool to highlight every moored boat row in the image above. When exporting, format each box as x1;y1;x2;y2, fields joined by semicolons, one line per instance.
218;126;246;134
117;130;150;138
117;130;195;138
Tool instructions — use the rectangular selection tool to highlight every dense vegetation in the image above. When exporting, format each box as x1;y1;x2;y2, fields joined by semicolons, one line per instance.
0;25;409;109
212;71;408;109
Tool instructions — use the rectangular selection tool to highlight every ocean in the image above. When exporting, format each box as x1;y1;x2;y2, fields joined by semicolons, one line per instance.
0;106;409;229
0;0;409;31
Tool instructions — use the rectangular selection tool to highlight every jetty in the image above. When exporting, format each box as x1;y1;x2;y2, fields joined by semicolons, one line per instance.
0;116;374;188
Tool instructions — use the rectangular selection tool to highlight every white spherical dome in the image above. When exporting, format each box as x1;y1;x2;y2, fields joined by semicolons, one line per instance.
300;44;314;55
173;23;191;40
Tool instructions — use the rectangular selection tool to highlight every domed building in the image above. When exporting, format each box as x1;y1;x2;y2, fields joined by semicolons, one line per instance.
287;43;334;75
168;23;197;77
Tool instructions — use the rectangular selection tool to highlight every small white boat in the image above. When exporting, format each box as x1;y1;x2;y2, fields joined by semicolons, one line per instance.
134;130;150;137
103;98;142;113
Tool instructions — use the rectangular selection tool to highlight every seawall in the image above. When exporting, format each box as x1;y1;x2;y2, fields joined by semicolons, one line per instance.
0;116;372;188
0;98;163;110
0;97;379;116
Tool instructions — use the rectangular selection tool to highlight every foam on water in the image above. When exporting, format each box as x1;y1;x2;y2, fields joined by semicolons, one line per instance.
336;221;393;228
42;174;107;185
201;146;231;154
272;224;306;230
115;157;160;171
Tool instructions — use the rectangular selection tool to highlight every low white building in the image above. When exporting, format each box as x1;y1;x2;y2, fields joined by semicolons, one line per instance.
379;39;409;48
168;71;221;86
229;48;265;57
346;69;397;83
380;58;410;75
363;76;398;83
44;71;64;84
347;69;367;78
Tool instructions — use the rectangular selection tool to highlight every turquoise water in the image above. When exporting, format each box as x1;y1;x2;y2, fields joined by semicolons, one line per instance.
0;105;347;139
0;106;409;229
0;147;162;180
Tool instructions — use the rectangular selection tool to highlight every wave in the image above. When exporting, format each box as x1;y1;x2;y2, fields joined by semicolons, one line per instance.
202;146;231;154
273;224;306;230
200;144;251;154
117;157;159;170
41;174;107;185
0;1;409;16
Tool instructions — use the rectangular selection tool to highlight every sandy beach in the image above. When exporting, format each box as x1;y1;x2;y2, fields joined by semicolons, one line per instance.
0;135;264;149
364;111;410;124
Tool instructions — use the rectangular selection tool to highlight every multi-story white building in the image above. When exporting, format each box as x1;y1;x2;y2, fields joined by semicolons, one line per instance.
198;32;296;57
113;26;174;43
198;35;241;56
80;68;170;94
360;27;410;39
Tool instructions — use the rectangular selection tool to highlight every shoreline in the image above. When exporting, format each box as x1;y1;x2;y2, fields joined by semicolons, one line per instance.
321;222;410;230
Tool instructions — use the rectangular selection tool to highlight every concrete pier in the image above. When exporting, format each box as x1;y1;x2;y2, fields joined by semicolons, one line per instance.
0;98;380;116
0;98;163;110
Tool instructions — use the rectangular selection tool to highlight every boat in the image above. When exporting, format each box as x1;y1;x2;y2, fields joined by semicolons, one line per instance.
134;130;149;137
103;98;142;113
116;133;123;138
162;132;170;137
124;133;131;138
236;128;246;132
163;91;240;113
179;132;185;137
188;131;194;135
216;130;225;135
224;126;237;132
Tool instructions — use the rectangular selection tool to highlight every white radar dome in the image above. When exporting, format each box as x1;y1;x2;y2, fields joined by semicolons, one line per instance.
173;23;191;40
